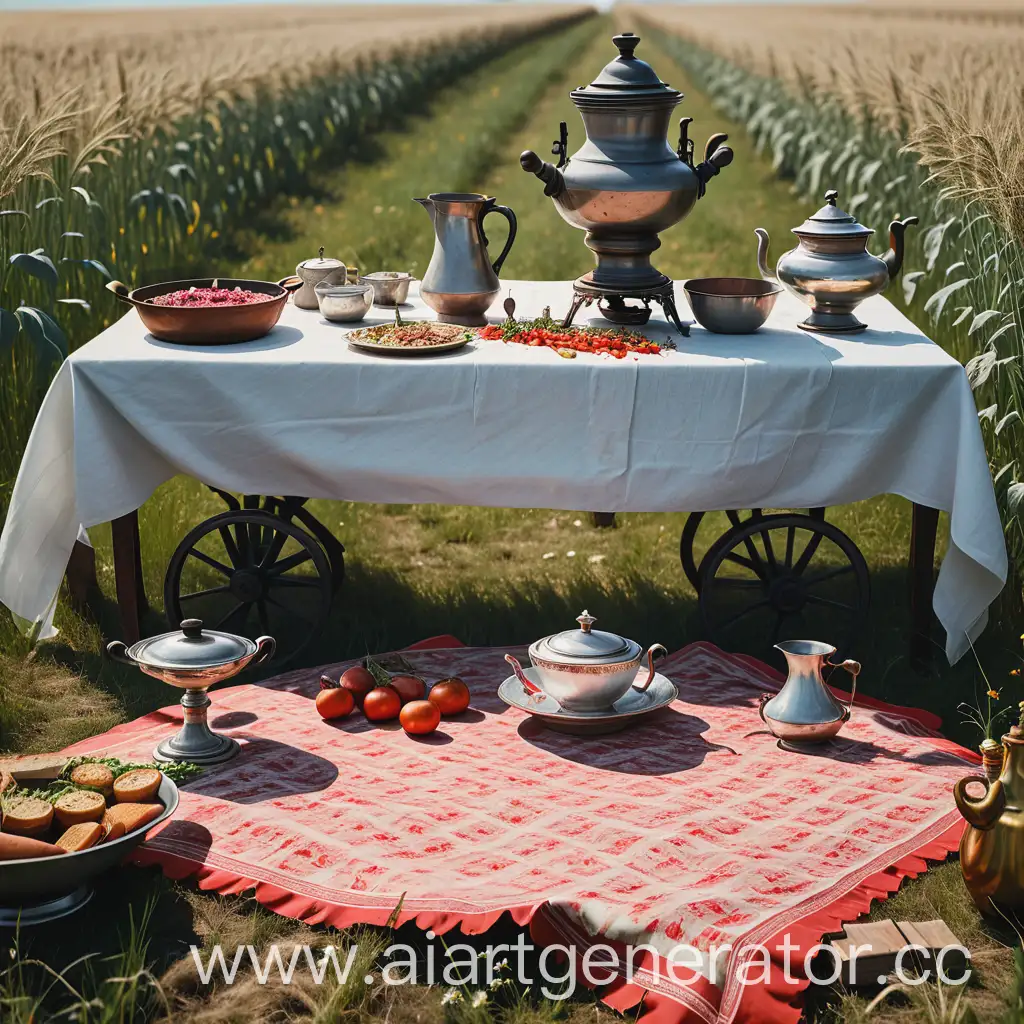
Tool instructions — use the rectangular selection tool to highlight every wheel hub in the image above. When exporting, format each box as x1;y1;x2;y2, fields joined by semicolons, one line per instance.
229;569;264;603
768;574;805;615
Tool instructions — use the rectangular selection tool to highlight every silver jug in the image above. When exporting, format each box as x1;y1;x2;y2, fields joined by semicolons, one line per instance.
759;640;860;746
413;193;517;327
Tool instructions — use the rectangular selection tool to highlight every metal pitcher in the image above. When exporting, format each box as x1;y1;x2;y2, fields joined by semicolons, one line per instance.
413;192;517;327
759;640;860;745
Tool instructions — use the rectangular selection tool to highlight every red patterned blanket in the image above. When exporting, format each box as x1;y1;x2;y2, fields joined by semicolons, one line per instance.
66;641;974;1024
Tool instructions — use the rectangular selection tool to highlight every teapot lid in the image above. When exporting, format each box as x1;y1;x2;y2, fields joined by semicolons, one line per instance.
571;33;680;105
299;246;345;271
541;610;633;660
794;190;873;239
127;618;256;670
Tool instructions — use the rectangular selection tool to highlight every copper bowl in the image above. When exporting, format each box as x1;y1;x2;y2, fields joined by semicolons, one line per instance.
107;276;301;345
683;277;782;334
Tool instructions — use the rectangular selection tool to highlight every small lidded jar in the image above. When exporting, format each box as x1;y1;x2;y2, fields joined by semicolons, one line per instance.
294;247;347;309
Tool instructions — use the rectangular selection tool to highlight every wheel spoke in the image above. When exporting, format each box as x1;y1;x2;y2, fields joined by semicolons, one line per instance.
713;599;771;632
723;551;759;574
712;578;765;590
266;550;313;576
216;601;252;631
805;593;855;612
762;529;778;572
265;593;317;625
784;526;795;568
258;528;290;571
267;576;321;589
231;521;253;568
792;531;824;576
186;548;234;577
256;599;270;633
770;611;786;644
802;564;855;588
217;526;243;568
180;583;233;601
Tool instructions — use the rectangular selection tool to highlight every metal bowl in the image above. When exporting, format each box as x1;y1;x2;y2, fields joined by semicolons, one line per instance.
0;775;179;918
360;271;412;306
107;277;301;345
315;281;374;323
683;277;782;334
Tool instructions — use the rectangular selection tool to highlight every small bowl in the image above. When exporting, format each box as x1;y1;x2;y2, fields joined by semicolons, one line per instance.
360;271;412;306
315;281;374;323
684;278;782;334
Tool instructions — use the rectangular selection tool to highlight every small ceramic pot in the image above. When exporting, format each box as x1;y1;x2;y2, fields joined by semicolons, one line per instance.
294;247;347;309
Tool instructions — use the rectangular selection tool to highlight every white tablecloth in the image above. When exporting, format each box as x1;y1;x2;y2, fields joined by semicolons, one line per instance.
0;280;1006;661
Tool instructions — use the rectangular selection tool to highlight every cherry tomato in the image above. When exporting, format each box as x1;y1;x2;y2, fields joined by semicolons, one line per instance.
390;674;427;705
399;700;441;735
340;666;376;709
428;677;471;716
363;685;402;722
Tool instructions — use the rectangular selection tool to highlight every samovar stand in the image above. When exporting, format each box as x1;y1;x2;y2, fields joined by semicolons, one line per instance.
563;276;690;336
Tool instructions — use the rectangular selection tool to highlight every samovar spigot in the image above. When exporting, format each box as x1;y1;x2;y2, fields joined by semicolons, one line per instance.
694;133;733;198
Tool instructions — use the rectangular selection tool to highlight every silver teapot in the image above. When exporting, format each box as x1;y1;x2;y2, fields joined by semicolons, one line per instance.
294;247;347;310
756;190;917;333
520;32;732;299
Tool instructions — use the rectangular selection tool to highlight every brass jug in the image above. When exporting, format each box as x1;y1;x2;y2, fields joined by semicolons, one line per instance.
954;727;1024;914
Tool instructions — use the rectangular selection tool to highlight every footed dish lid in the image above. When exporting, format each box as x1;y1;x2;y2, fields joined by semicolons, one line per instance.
794;190;873;239
128;618;256;670
536;611;638;663
570;33;681;104
298;246;345;272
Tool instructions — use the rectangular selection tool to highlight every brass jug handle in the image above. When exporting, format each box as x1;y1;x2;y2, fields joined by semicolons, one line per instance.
954;776;1006;830
826;657;860;721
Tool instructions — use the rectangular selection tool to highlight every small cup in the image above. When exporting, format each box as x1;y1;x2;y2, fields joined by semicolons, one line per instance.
360;271;412;306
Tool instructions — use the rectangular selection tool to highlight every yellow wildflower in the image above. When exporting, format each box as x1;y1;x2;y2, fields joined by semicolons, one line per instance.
988;689;1001;699
1012;669;1021;677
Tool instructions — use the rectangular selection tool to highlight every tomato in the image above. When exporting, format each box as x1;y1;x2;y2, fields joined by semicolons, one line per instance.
390;674;427;705
339;666;376;709
363;685;402;722
316;686;354;721
428;677;471;716
399;700;441;735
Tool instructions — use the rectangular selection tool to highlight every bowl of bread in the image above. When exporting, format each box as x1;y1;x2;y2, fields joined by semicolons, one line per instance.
0;754;185;923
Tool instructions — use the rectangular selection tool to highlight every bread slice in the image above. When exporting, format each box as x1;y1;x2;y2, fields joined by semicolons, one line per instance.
113;768;162;803
0;832;66;860
101;820;127;844
2;796;54;836
54;789;107;828
70;763;115;798
55;822;103;852
103;802;163;835
0;753;67;781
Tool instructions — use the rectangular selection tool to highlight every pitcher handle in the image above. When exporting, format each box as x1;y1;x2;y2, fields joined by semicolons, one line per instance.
482;203;518;276
826;657;861;722
633;644;668;692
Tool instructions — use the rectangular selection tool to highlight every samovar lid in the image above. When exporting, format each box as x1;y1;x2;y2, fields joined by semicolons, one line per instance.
570;32;681;106
794;190;874;239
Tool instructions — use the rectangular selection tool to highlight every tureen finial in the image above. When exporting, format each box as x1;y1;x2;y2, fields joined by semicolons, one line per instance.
318;246;325;260
576;610;596;633
825;189;839;206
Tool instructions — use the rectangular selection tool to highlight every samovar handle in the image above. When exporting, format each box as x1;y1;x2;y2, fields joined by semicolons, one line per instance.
695;134;733;199
677;117;694;169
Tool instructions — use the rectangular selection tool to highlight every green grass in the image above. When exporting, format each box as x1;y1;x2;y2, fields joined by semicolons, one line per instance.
2;16;1021;1024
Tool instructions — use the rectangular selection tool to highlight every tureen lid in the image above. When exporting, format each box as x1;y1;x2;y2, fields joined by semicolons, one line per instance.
794;190;873;239
298;246;345;271
570;33;680;105
540;611;634;660
128;618;256;670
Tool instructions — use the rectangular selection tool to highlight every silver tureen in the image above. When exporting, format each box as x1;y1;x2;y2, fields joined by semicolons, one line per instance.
505;611;666;712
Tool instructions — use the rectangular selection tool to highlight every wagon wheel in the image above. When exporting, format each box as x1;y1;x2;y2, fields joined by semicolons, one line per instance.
698;513;869;661
164;509;333;666
680;508;826;594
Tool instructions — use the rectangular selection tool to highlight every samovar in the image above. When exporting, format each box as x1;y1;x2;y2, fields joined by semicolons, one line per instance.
521;31;733;332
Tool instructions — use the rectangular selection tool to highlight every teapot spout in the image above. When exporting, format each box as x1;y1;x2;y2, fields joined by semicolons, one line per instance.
520;150;565;199
880;215;918;280
755;228;776;282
